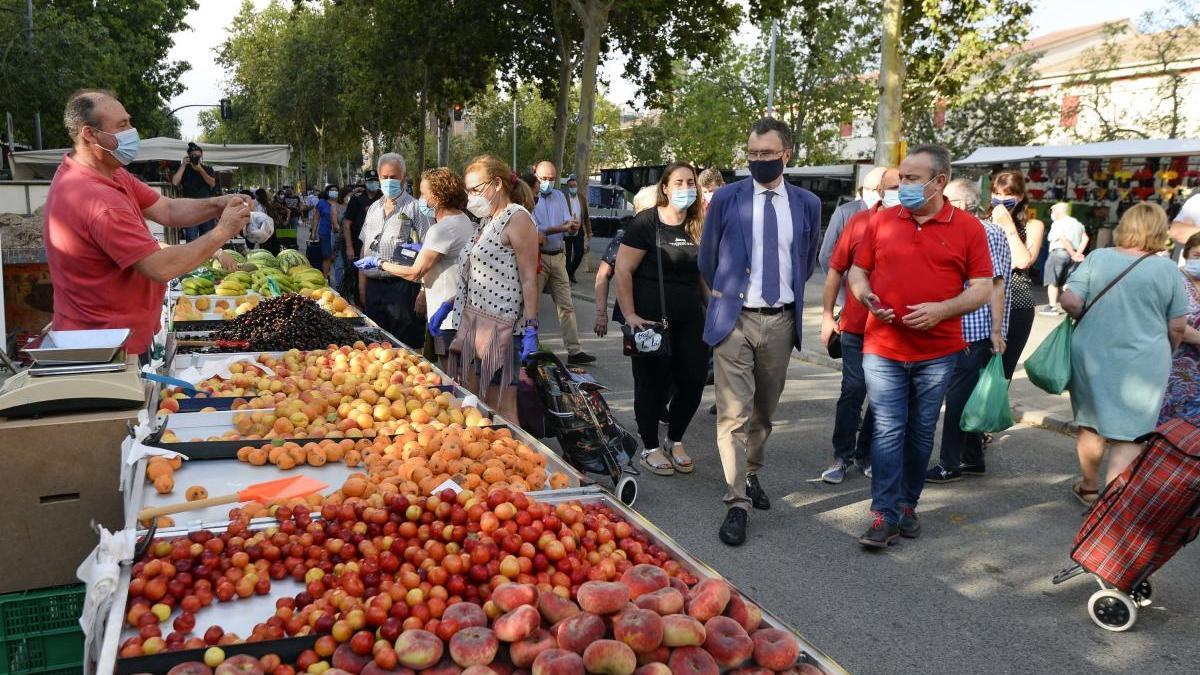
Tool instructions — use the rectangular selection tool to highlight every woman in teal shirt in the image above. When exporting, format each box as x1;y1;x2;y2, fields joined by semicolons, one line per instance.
1062;203;1190;505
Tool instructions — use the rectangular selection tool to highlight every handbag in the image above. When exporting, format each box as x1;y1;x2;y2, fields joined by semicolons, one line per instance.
622;223;672;358
447;217;519;399
1025;253;1153;394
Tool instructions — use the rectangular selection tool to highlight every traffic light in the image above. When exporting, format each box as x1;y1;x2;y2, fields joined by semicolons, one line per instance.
453;103;463;121
220;99;233;120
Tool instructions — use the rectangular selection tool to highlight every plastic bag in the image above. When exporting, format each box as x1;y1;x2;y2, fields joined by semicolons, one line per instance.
960;354;1014;433
245;210;275;244
1024;316;1074;394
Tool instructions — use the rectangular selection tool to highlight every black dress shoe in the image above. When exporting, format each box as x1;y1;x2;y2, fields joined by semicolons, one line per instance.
719;508;748;546
746;474;770;510
567;352;597;365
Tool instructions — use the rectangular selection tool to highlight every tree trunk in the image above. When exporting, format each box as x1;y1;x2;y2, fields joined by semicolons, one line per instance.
874;0;904;167
416;64;429;179
551;0;575;172
570;0;612;198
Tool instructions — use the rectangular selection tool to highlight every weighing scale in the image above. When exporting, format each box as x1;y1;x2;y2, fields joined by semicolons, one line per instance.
0;329;145;418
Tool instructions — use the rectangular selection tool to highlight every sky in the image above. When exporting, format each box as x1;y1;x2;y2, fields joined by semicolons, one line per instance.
166;0;1176;141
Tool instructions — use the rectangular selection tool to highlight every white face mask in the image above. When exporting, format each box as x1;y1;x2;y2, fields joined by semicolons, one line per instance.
881;189;901;208
467;194;491;220
862;190;882;209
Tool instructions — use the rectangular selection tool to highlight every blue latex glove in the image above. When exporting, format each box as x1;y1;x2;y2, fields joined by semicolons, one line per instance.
354;256;381;270
428;301;453;337
401;243;423;252
520;327;539;362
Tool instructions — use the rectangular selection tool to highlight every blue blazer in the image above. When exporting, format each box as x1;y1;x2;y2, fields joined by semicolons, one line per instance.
698;177;822;349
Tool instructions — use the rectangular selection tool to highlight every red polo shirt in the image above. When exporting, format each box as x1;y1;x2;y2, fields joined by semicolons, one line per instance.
828;206;876;334
853;201;992;361
43;154;165;354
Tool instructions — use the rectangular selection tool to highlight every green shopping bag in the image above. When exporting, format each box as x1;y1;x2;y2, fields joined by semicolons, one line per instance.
960;354;1014;433
1024;316;1074;395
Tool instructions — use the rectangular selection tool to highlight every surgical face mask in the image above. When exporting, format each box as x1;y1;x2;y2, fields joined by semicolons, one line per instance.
748;157;784;185
539;179;554;194
93;127;140;166
1185;259;1200;279
670;187;697;210
380;178;403;199
881;189;901;208
328;190;338;200
467;194;492;219
898;176;940;211
991;196;1019;210
862;190;883;209
702;190;714;204
568;186;577;196
418;198;436;218
365;180;380;192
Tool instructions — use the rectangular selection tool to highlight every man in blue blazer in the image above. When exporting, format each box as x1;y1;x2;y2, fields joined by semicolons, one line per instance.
699;117;822;546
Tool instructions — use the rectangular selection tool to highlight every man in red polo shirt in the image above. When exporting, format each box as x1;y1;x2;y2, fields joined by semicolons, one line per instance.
847;144;992;549
818;167;899;485
44;89;250;356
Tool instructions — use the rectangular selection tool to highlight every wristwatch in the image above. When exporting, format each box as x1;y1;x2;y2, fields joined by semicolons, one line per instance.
521;318;539;330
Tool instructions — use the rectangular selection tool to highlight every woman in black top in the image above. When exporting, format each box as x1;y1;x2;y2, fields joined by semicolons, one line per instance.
614;162;708;476
990;170;1046;382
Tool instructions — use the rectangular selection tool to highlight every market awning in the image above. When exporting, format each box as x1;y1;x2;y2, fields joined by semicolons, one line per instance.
954;139;1200;166
9;137;291;179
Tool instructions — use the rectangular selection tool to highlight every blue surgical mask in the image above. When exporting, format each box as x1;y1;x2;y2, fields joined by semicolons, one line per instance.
365;180;379;192
991;196;1019;210
568;187;577;196
328;190;338;200
898;176;939;211
380;178;402;199
94;127;140;165
418;198;435;218
671;187;697;210
539;180;553;194
1185;259;1200;279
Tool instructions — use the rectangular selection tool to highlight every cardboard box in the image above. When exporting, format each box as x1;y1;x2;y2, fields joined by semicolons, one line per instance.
0;407;137;593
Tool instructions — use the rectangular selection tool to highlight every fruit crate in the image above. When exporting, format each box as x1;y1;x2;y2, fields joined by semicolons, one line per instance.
0;584;86;674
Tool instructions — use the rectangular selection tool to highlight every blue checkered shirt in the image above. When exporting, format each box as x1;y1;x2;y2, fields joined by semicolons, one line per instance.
962;221;1012;343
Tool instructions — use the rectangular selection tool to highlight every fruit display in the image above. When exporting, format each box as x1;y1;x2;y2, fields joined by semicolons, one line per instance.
302;288;359;318
277;248;310;271
174;295;262;322
116;491;834;674
182;276;216;296
208;296;361;351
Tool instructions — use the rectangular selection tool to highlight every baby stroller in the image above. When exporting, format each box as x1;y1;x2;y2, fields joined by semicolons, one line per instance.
524;351;639;505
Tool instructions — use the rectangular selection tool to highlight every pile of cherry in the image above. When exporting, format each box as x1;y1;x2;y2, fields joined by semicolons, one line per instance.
121;490;818;674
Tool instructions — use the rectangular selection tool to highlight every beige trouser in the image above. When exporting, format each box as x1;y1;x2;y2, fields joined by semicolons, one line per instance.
714;309;796;510
537;251;582;355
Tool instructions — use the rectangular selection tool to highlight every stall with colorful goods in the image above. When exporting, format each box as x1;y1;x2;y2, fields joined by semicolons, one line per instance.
69;279;849;675
954;138;1200;250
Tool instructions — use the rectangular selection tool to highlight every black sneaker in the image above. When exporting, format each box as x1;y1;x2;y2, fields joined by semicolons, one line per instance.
859;511;899;548
746;474;770;510
898;506;921;538
924;465;962;483
567;352;597;365
960;461;986;476
719;508;748;546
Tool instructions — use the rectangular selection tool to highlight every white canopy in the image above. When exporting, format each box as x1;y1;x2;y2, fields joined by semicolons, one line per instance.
9;136;291;179
954;139;1200;166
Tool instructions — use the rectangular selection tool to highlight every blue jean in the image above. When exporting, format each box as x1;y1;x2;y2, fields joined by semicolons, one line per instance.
832;332;875;465
863;352;956;524
938;340;992;470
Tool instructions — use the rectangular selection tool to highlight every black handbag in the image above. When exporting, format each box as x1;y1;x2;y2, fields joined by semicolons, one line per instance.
622;224;671;358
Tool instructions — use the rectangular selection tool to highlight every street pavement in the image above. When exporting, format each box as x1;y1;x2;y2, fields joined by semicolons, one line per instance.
528;251;1200;675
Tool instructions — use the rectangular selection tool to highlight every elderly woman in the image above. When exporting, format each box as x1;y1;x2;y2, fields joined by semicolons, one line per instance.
1063;203;1190;505
353;153;434;348
382;167;475;365
442;155;541;422
1158;232;1200;425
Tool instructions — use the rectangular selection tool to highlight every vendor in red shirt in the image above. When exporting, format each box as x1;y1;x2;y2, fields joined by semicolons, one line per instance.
846;144;992;549
43;89;250;356
817;166;899;485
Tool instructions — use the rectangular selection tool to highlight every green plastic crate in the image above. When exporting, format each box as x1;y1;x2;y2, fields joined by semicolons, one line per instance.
0;584;85;675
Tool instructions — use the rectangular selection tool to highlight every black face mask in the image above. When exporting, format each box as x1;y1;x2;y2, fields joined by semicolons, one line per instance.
749;158;784;185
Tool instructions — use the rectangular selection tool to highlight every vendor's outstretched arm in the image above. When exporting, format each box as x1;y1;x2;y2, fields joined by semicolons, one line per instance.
134;200;248;282
143;194;235;229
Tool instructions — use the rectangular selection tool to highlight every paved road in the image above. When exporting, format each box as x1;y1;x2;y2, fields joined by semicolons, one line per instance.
530;271;1200;675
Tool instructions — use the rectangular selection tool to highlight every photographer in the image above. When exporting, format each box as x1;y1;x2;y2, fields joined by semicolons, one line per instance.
171;142;218;241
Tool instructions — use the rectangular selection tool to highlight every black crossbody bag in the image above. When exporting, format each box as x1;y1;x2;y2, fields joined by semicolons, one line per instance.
622;224;672;358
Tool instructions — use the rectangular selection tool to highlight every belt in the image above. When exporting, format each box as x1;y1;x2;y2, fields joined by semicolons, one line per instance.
742;303;795;315
540;249;563;256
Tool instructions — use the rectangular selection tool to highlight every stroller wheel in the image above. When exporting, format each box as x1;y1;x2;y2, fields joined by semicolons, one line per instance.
1131;579;1154;607
1088;589;1137;632
615;475;638;507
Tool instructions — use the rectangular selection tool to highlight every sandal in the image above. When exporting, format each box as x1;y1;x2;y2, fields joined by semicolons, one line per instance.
1071;480;1099;507
639;447;674;476
666;441;694;473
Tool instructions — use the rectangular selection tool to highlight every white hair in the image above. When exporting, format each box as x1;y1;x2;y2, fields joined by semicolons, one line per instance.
1051;202;1071;219
377;152;407;175
632;185;659;214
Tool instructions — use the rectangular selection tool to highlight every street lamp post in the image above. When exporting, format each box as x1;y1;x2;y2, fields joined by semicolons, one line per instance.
766;19;778;117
